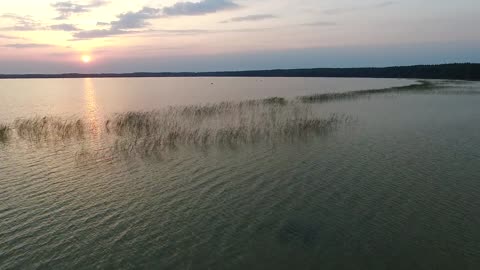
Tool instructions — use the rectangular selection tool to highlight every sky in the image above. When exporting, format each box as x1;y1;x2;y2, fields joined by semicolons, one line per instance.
0;0;479;73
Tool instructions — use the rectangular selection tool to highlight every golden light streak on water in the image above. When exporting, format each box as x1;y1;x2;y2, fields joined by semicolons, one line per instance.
83;78;101;136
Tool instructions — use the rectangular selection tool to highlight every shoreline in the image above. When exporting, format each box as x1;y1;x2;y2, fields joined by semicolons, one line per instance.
0;63;479;81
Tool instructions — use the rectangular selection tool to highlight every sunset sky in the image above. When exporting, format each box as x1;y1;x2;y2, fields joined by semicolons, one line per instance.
0;0;479;73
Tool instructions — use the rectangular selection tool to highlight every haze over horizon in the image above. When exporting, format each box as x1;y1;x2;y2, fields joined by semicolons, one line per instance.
1;0;479;74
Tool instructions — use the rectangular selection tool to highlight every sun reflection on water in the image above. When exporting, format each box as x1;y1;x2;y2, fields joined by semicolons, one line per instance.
83;78;101;136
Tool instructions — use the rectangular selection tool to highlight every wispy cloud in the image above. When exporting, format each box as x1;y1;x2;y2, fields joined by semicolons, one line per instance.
221;14;276;23
50;23;81;31
73;1;240;40
3;43;53;49
154;29;212;35
324;1;395;15
51;0;110;20
72;7;160;39
72;28;214;40
111;7;161;30
72;26;273;40
163;0;239;16
1;14;83;32
153;27;272;36
72;29;131;40
0;34;23;40
96;22;110;26
301;21;337;27
0;14;42;31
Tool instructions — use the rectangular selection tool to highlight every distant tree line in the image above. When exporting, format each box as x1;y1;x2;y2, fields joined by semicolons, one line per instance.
1;63;479;80
203;63;480;80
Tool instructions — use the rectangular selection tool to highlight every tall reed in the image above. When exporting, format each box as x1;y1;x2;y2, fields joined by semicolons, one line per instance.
13;117;85;141
107;100;345;154
0;124;10;143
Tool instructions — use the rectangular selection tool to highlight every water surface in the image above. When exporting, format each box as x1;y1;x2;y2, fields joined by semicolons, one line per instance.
0;77;412;122
1;78;480;270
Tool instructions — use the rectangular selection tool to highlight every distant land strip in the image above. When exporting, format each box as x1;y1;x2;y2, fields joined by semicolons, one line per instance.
1;63;479;80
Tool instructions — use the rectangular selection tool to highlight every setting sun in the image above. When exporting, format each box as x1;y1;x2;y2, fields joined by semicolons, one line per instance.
81;55;92;63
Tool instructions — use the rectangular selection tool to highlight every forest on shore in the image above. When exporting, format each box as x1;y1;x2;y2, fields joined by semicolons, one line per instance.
1;63;479;80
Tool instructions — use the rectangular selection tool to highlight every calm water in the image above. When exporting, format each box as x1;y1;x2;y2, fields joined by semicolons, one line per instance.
0;77;412;122
1;78;480;269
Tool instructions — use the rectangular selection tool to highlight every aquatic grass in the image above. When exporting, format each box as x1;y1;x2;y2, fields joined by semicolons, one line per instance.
432;89;480;96
0;81;440;147
0;97;347;156
13;117;85;141
171;97;288;118
107;100;347;155
437;80;477;86
1;79;473;159
298;80;436;103
0;124;11;143
107;99;292;138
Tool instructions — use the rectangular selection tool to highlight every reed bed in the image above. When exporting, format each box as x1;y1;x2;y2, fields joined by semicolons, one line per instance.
13;117;85;141
298;80;435;103
173;97;287;118
0;80;439;148
3;80;438;149
0;98;343;151
107;101;345;155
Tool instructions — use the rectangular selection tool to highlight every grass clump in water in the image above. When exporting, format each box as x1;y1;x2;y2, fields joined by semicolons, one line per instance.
107;99;346;155
13;117;85;141
0;96;349;155
0;124;10;143
298;80;436;103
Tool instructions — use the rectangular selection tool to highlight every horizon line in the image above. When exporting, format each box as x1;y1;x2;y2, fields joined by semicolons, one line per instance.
0;63;479;81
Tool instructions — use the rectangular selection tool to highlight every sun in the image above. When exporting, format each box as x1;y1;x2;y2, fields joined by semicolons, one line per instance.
81;55;92;63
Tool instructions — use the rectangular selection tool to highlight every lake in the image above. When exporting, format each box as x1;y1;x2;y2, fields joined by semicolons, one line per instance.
1;77;480;269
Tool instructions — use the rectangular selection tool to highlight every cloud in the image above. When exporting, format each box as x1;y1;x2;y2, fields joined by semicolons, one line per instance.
72;26;273;40
111;7;161;29
324;1;395;15
51;0;110;20
72;1;240;40
72;28;213;40
153;27;272;36
108;2;240;28
221;14;276;23
96;22;110;26
50;23;81;31
72;7;160;39
73;0;240;36
154;29;212;35
0;34;22;40
1;14;42;31
301;21;337;27
72;29;130;39
163;0;239;16
3;43;53;49
1;14;83;32
375;1;396;8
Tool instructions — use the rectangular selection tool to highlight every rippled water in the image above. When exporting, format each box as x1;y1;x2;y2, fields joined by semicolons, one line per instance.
1;78;480;269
